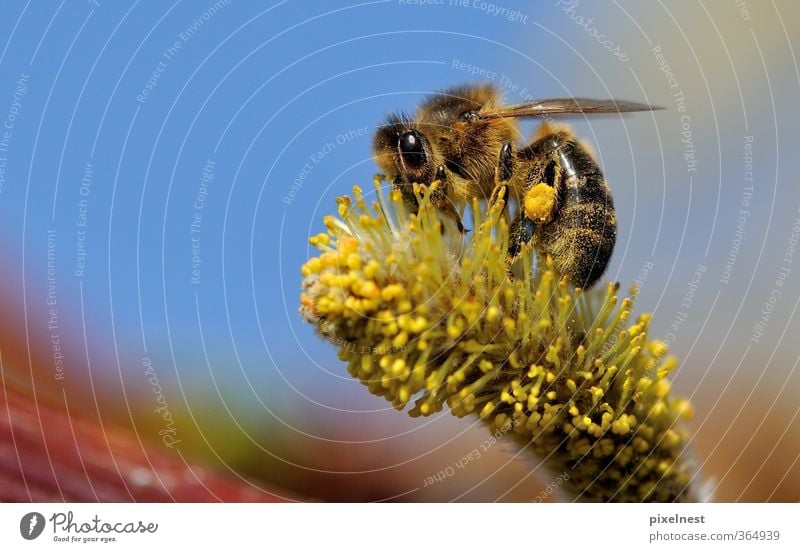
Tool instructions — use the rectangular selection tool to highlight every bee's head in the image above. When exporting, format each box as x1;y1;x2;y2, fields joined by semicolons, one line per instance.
372;113;438;187
416;84;518;186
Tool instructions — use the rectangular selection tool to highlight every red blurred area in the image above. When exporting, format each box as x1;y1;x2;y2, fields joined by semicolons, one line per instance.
0;384;292;502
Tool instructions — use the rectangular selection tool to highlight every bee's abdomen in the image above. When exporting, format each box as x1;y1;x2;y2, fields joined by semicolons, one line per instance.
538;141;617;288
542;197;616;288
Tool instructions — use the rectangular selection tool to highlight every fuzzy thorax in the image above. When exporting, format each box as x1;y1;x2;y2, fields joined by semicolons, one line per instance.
300;178;703;502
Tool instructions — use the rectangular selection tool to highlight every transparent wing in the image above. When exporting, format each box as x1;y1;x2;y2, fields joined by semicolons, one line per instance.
478;98;662;120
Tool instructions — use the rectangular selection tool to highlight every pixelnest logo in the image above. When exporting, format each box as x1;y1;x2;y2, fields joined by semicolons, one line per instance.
20;512;45;540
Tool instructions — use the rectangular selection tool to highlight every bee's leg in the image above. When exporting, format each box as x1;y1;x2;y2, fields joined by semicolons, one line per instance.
431;164;465;233
508;215;536;261
489;142;514;210
392;178;420;215
485;141;536;263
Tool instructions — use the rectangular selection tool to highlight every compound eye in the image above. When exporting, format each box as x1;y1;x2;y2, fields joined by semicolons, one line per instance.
398;130;426;166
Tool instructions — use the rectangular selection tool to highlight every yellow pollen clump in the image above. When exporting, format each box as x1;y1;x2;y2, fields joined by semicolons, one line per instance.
523;183;557;222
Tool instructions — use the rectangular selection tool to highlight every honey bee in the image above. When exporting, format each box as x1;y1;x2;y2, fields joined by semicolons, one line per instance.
372;83;659;288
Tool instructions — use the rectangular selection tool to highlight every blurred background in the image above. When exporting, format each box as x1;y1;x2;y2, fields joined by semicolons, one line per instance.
0;0;798;501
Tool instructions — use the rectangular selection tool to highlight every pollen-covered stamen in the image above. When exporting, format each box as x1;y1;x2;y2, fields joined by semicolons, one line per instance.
299;178;704;502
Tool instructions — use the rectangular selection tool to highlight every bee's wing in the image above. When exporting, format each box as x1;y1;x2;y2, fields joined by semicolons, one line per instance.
478;98;662;120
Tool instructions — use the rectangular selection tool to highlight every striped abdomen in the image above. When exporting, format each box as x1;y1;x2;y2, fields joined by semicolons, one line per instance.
531;139;617;288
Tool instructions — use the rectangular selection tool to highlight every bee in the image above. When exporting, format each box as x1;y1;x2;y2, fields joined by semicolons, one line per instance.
372;83;659;288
